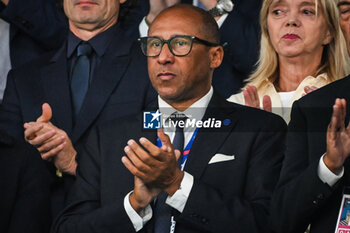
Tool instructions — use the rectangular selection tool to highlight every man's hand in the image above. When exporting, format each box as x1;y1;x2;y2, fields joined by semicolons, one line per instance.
147;0;180;24
122;129;183;195
128;176;161;213
24;103;77;175
243;85;272;112
324;98;350;174
302;86;318;97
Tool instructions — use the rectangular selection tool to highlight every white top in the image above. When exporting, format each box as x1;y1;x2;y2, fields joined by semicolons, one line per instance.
278;91;295;120
0;18;11;101
227;73;329;123
124;87;214;232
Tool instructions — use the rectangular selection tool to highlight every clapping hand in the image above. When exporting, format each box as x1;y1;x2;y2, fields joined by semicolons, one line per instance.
324;98;350;174
243;85;272;112
24;103;77;175
122;129;183;212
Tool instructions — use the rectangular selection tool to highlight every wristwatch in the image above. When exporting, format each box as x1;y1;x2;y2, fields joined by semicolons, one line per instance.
208;0;234;17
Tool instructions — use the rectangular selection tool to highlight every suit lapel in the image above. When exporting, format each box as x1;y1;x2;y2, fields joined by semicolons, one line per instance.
184;93;238;178
40;44;73;136
71;30;133;142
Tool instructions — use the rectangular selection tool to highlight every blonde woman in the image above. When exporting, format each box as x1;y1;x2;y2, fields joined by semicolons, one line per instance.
228;0;350;122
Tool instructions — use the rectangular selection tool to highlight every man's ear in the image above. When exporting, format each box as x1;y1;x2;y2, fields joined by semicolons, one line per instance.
119;0;127;4
209;46;224;69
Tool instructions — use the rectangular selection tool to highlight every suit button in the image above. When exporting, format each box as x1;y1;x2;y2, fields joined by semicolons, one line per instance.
313;200;318;205
317;194;324;200
201;218;208;224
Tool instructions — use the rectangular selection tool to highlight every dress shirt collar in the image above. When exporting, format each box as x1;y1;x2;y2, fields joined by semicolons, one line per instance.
158;86;213;122
67;22;119;58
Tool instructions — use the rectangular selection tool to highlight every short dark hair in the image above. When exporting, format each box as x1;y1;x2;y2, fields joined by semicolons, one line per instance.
160;4;220;44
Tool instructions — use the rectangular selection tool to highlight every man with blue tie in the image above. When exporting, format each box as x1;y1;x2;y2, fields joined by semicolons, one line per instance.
53;4;286;233
0;0;155;218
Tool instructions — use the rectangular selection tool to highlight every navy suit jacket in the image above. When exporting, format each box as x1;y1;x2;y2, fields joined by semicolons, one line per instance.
0;0;67;68
0;130;52;233
136;0;262;98
0;23;156;216
270;75;350;233
53;93;286;233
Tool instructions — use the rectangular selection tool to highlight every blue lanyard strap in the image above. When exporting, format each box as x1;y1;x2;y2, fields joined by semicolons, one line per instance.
156;128;198;169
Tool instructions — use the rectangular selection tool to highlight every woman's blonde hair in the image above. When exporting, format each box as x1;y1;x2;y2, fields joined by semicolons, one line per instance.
245;0;350;89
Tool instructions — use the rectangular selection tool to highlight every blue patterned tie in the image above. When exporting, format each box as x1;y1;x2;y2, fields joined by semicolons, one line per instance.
154;113;186;233
71;42;92;118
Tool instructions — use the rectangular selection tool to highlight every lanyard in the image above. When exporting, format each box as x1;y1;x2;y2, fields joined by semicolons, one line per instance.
156;128;198;170
156;128;198;233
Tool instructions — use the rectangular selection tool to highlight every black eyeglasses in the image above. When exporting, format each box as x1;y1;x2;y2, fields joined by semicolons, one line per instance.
138;35;220;57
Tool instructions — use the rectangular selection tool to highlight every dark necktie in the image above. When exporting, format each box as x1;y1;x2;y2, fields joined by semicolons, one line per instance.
71;42;92;118
154;113;186;233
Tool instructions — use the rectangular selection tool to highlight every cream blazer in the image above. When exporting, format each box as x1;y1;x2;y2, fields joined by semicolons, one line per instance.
227;73;329;122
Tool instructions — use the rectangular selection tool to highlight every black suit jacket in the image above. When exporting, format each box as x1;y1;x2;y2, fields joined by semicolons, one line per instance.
212;0;262;98
0;0;67;68
52;93;286;233
270;75;350;233
0;23;156;216
0;130;52;233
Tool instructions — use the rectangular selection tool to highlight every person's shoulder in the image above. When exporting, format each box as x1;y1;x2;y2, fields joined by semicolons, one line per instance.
109;24;143;55
214;94;287;131
108;27;146;67
235;102;285;128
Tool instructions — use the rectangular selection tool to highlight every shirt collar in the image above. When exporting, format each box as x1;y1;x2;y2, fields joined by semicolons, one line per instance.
67;23;119;58
158;86;213;122
263;72;328;83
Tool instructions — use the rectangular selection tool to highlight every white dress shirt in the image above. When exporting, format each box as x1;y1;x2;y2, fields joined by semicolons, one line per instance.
318;154;344;186
0;18;11;101
124;87;214;231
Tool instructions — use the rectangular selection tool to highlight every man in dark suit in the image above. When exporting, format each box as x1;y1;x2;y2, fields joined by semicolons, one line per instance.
270;1;350;232
0;0;156;217
270;79;350;233
52;5;286;233
0;130;52;233
137;0;262;98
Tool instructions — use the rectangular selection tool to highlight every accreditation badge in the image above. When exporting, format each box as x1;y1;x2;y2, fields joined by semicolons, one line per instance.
335;194;350;233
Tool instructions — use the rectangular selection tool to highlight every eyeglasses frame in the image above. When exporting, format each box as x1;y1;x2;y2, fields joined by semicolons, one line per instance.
138;35;221;57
